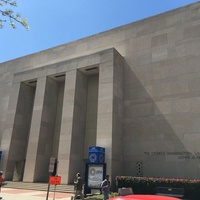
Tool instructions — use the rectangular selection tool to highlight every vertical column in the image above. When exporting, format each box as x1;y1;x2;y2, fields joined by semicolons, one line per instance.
0;83;21;180
10;83;35;181
24;77;59;182
96;50;114;176
23;77;47;182
57;71;77;184
96;49;124;179
58;70;87;184
111;50;124;177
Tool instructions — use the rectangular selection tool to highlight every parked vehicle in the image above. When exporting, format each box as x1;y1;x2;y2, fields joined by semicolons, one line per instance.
109;195;180;200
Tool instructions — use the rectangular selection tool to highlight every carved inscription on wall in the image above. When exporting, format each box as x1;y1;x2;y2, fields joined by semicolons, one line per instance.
144;152;200;159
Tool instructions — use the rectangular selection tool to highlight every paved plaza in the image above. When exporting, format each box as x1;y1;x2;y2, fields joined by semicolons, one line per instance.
0;188;73;200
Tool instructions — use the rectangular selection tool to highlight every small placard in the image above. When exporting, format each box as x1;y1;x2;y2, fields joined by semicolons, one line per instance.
49;157;56;173
49;176;61;185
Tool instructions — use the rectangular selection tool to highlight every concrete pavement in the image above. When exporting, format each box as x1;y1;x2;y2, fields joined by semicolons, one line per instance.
0;187;74;200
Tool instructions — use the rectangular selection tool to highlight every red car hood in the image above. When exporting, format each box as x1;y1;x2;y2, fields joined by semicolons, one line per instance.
109;195;180;200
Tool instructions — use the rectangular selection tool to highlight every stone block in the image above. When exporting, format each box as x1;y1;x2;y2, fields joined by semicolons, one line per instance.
118;188;133;196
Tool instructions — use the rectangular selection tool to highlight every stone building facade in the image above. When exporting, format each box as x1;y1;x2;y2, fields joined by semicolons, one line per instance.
1;2;200;183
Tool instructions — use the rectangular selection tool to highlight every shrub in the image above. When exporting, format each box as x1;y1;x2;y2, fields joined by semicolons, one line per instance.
116;176;200;199
86;192;118;200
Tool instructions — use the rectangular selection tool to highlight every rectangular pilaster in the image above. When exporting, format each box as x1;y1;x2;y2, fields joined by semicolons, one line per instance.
0;83;21;180
57;70;77;184
112;50;124;177
23;77;59;182
23;77;47;182
9;83;35;181
58;70;87;184
96;49;124;180
34;77;59;181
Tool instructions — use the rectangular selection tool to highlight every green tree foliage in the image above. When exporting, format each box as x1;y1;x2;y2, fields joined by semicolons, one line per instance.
0;0;29;29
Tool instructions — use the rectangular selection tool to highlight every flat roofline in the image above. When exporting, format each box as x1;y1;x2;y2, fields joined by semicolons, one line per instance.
0;1;199;65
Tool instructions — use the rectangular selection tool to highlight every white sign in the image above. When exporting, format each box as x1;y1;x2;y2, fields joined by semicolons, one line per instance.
88;165;103;188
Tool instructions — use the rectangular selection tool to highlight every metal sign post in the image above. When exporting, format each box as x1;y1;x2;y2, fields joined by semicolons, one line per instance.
46;176;61;200
46;157;59;200
46;177;51;200
53;184;56;200
50;176;61;200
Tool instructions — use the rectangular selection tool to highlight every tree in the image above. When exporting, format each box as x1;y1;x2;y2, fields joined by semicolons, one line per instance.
0;0;29;29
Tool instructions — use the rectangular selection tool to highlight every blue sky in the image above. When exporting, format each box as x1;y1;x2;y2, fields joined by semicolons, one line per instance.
0;0;198;63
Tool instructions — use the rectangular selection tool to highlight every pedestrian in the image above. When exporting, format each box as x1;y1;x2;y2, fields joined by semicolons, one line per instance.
100;175;110;200
0;171;3;199
74;173;84;200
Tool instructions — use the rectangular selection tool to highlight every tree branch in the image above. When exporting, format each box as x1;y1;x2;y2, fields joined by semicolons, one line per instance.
0;0;29;29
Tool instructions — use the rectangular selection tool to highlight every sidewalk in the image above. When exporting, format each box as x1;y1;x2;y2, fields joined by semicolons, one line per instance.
0;187;74;200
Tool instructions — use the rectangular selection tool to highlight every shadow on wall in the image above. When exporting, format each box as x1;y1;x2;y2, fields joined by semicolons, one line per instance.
122;60;200;179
